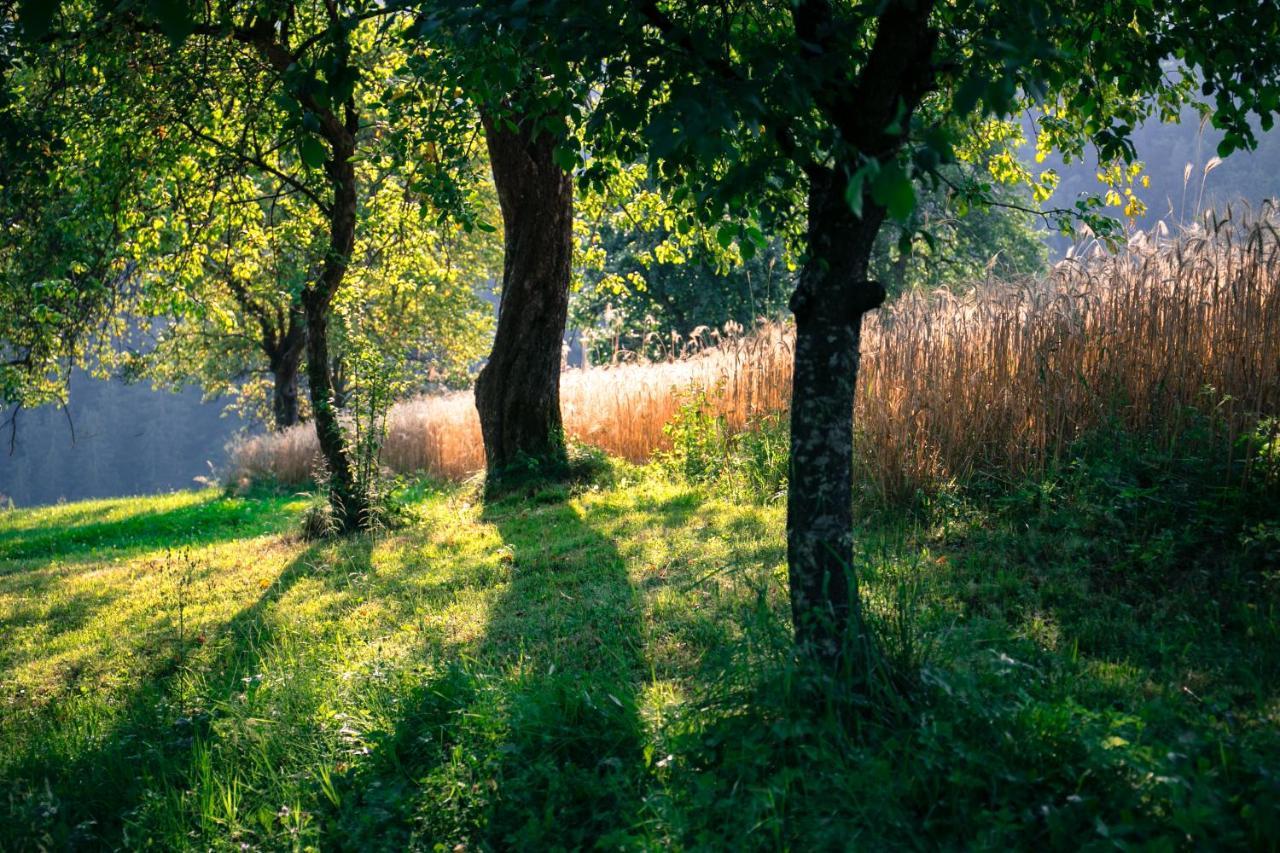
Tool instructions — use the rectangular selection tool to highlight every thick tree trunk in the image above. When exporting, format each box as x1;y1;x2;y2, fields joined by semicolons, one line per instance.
475;110;573;493
786;168;887;676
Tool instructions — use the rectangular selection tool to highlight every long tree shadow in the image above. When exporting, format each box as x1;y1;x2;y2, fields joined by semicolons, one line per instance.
327;487;649;850
0;534;370;850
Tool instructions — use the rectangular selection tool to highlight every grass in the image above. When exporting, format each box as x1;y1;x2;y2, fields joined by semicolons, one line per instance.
3;426;1279;849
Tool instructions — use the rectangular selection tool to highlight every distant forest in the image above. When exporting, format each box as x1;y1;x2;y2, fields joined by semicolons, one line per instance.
5;114;1280;509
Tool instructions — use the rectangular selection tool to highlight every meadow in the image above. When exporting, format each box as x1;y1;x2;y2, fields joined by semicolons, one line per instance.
3;218;1280;849
3;429;1279;848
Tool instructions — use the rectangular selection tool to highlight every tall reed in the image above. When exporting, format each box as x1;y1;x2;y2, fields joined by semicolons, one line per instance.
227;210;1280;498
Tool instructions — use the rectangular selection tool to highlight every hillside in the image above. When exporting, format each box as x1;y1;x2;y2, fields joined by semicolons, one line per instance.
3;439;1278;848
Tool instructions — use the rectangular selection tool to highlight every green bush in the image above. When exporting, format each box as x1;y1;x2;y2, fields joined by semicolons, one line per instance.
659;389;789;502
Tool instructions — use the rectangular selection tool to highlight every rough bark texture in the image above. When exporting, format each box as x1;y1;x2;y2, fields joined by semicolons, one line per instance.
266;305;306;431
782;0;939;677
475;110;573;493
786;168;886;671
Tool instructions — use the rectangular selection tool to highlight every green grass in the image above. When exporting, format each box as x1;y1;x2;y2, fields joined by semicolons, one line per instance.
1;440;1278;850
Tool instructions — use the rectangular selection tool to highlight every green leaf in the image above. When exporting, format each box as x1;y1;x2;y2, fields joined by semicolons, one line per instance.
716;223;738;249
955;76;986;115
552;146;577;172
299;137;327;169
148;0;195;43
871;162;916;222
844;168;868;218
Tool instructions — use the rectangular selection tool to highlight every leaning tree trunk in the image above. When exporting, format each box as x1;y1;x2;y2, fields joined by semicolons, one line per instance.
475;109;573;494
303;103;367;533
786;167;887;678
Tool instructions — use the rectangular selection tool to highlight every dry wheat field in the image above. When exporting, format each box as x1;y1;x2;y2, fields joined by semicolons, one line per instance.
228;212;1280;496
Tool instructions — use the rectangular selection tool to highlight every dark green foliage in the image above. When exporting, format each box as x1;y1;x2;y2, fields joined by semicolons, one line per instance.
571;229;792;364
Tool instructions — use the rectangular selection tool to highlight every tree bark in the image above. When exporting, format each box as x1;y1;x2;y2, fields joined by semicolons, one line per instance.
304;285;364;531
475;109;573;492
780;0;937;682
266;304;306;431
303;99;366;533
269;349;302;430
786;167;887;675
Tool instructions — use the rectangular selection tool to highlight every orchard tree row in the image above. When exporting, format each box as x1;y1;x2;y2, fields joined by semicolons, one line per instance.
3;0;1278;685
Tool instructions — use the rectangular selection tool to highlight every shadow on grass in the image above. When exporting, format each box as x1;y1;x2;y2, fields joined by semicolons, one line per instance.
325;487;650;850
0;535;362;850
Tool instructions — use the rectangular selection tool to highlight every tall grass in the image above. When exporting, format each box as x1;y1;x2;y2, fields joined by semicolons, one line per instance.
228;210;1280;497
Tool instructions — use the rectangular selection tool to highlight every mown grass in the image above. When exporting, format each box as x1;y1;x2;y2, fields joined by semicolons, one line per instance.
2;434;1278;849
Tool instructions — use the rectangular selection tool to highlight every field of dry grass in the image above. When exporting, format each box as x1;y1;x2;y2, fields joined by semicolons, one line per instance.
228;211;1280;496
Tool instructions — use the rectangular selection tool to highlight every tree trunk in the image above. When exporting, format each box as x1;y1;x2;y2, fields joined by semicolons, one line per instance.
330;353;349;410
270;351;302;430
267;307;306;431
304;287;364;531
475;109;573;493
304;103;367;533
786;167;887;676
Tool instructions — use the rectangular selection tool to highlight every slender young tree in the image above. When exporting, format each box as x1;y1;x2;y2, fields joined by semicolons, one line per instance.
16;0;485;530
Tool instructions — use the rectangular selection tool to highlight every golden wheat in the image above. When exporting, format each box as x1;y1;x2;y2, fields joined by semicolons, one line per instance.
227;210;1280;497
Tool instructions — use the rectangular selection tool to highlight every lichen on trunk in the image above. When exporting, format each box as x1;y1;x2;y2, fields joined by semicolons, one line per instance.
786;167;886;677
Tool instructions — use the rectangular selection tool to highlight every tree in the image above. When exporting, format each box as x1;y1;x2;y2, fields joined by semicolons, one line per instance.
431;0;1280;680
870;173;1047;295
473;108;575;488
408;14;604;492
0;10;171;422
126;168;322;431
125;141;497;431
571;164;791;363
16;0;485;530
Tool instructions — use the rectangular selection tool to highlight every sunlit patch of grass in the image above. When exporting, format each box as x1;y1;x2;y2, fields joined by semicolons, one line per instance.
2;443;1279;849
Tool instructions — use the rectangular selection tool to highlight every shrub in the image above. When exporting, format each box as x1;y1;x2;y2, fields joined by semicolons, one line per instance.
659;392;789;503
